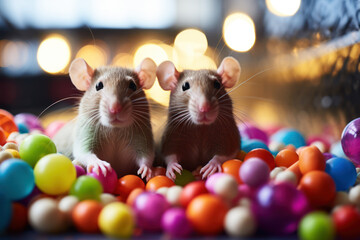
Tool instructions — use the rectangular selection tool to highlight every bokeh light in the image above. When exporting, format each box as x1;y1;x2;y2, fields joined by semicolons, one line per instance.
223;13;256;52
76;43;108;69
37;34;71;74
174;29;208;55
1;40;29;69
112;53;134;68
266;0;301;17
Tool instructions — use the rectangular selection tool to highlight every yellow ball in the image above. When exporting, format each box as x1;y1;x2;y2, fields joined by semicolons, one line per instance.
5;149;20;158
98;202;134;238
34;153;76;195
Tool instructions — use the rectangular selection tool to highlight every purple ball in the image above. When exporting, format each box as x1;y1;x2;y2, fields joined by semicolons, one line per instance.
239;123;269;144
161;208;192;238
239;158;270;188
75;165;86;178
87;168;118;194
341;118;360;165
14;113;44;131
251;182;310;235
133;192;170;231
323;152;334;161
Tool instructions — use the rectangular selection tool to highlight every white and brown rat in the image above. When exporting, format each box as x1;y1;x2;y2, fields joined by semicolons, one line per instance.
53;58;156;180
156;57;241;179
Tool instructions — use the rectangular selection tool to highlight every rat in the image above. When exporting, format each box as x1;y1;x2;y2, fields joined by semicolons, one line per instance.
156;57;241;180
53;58;156;180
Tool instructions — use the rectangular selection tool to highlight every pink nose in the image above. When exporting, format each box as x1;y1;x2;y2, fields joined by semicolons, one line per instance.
109;102;122;114
199;103;210;113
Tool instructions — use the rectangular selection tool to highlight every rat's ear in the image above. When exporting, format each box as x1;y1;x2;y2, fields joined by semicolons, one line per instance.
135;58;157;89
69;58;94;91
217;57;241;88
156;61;179;91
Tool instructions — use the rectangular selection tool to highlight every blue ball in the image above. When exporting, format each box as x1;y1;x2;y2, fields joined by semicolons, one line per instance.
270;129;306;149
0;159;35;200
325;157;357;191
330;141;347;159
0;193;12;233
16;123;29;134
242;139;270;153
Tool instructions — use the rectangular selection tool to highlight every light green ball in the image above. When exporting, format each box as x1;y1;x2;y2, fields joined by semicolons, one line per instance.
298;211;335;240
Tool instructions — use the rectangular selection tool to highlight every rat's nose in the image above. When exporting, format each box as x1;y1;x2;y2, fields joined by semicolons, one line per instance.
109;102;122;114
199;102;210;113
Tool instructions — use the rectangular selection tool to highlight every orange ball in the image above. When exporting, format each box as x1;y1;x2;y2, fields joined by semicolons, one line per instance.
298;146;325;174
287;161;302;183
72;200;103;233
114;175;145;199
126;188;144;207
275;149;299;168
0;110;18;137
8;203;28;232
244;148;275;170
222;159;243;184
298;171;336;208
0;127;6;145
146;175;174;191
186;194;228;235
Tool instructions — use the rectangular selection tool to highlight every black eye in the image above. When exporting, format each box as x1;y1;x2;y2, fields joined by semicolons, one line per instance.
182;82;190;91
214;80;221;89
129;81;137;91
96;81;103;91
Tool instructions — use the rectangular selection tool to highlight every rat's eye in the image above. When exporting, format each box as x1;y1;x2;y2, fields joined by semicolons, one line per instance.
129;81;137;91
182;82;190;91
95;81;103;91
214;80;221;89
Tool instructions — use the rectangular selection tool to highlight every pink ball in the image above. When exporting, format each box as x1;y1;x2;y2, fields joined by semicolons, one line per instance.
239;123;269;144
133;192;170;231
45;121;66;138
87;168;118;194
75;165;86;178
205;173;226;193
239;158;270;188
161;208;192;238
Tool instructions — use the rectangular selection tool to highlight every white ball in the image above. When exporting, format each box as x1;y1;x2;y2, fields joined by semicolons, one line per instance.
214;174;239;201
332;191;350;207
275;171;297;185
225;206;256;237
29;198;67;233
100;193;118;206
349;185;360;206
156;187;169;196
58;195;79;214
270;167;285;179
166;186;183;206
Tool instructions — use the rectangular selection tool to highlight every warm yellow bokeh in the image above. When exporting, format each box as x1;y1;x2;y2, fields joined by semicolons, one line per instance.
76;44;107;69
174;29;208;55
266;0;301;17
112;53;134;68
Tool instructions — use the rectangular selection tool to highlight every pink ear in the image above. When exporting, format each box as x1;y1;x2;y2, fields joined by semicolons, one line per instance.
217;57;241;88
156;61;179;91
135;58;157;89
69;58;94;91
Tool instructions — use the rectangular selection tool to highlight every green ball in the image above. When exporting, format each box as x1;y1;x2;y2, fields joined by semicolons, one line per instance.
298;211;335;240
175;169;195;187
70;176;103;201
19;134;57;168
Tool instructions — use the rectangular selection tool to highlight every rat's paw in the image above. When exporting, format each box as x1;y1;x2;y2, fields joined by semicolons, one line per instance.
86;156;112;177
166;162;183;180
138;164;153;181
200;159;222;179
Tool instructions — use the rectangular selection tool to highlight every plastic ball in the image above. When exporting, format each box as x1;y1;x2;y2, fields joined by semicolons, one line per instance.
275;149;299;168
244;148;275;170
298;171;336;208
17;123;29;134
19;134;57;167
0;127;6;145
100;193;118;205
72;200;103;233
180;181;208;207
325;157;357;191
330;141;347;159
5;149;20;158
58;195;79;220
70;176;103;201
126;188;144;206
14;113;43;131
88;168;118;194
332;205;360;238
98;202;134;238
0;193;12;233
45;121;65;138
133;192;170;231
0;110;18;137
213;174;239;201
241;139;270;153
29;198;67;233
274;170;297;185
238;123;269;144
146;175;174;191
299;146;326;174
166;185;183;206
271;128;306;149
151;166;166;176
115;174;145;199
270;166;285;179
299;212;335;240
174;169;195;186
7;203;28;232
0;159;35;200
251;182;310;234
225;206;256;237
75;165;86;178
341;117;360;165
239;158;270;188
332;191;350;207
34;154;76;195
186;194;228;235
205;172;226;193
348;185;360;206
222;159;242;184
161;208;192;238
0;151;12;164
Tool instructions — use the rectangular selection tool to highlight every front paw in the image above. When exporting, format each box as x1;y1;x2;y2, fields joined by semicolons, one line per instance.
200;159;222;179
75;154;112;177
166;162;183;180
138;164;153;181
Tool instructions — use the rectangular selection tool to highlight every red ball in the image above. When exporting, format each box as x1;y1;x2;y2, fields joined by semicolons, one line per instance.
332;205;360;239
180;181;208;208
244;148;275;170
114;175;145;199
72;200;103;233
7;203;28;232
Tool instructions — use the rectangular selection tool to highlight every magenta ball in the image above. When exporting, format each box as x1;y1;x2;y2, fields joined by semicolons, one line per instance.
45;121;66;138
251;182;310;235
133;192;170;231
205;173;225;193
161;208;192;238
75;165;86;178
87;168;117;194
341;118;360;165
14;113;44;131
239;123;269;144
239;158;270;188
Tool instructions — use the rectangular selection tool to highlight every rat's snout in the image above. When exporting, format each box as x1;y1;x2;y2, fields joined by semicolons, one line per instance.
199;102;211;113
109;101;122;114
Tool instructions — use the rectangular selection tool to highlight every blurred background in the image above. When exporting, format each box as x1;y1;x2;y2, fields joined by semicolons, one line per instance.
0;0;359;138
